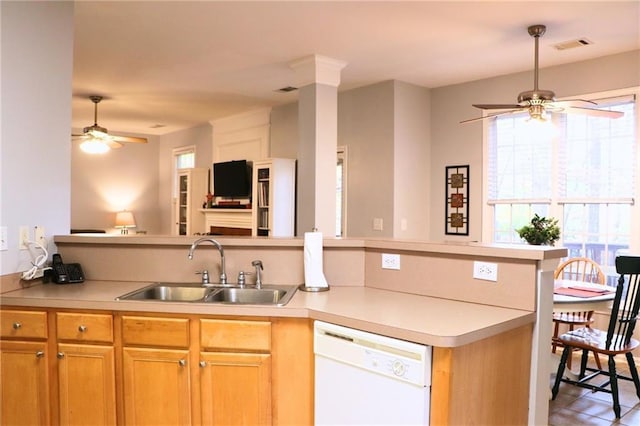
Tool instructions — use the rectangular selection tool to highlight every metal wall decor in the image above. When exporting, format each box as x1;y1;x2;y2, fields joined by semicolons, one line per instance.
445;165;469;235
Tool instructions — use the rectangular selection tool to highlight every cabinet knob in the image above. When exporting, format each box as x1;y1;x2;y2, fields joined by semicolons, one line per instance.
57;352;65;359
12;322;21;330
199;361;207;368
178;359;187;367
78;325;88;332
35;351;45;358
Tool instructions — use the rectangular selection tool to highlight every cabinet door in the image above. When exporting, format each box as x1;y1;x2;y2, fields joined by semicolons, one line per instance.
0;340;50;425
200;352;271;426
57;343;116;426
122;347;191;426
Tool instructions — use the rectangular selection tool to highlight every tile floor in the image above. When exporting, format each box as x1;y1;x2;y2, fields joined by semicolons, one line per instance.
549;354;640;426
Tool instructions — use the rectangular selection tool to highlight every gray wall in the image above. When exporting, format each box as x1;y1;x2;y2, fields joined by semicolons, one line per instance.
0;1;74;275
393;81;431;239
157;123;213;234
270;80;433;238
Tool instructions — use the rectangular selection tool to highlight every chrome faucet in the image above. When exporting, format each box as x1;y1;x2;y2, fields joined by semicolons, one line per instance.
252;260;263;289
187;238;227;285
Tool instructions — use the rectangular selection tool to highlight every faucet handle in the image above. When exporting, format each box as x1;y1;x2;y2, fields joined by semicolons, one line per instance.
237;271;252;287
196;270;210;285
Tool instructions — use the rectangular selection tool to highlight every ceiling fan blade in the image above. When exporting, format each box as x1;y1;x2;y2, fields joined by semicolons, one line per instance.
472;104;522;110
106;140;124;149
552;99;598;108
564;106;624;119
460;109;523;124
112;135;148;144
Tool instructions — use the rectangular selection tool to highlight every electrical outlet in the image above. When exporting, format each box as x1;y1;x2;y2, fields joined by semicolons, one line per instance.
0;226;7;251
34;226;46;247
473;261;498;282
373;218;383;231
382;253;400;270
19;226;29;250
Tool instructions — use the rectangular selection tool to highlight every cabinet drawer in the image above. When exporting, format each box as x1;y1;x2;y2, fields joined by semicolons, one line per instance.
200;319;271;352
122;316;190;348
0;310;47;339
56;312;113;343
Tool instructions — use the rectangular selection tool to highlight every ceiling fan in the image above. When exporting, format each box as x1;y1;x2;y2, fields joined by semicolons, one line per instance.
72;95;147;154
461;24;624;124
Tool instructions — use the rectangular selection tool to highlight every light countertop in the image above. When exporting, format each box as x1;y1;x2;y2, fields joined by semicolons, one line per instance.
0;280;534;347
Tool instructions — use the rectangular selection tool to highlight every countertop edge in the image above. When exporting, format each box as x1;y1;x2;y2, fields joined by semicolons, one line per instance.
0;282;535;348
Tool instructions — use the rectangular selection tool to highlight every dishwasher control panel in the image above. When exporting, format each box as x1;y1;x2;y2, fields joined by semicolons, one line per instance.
314;320;432;386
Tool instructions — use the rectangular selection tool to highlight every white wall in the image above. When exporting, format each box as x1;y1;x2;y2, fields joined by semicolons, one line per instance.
0;1;74;275
429;50;640;241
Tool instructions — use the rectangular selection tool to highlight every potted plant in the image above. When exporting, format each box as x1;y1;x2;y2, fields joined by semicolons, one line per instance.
516;214;560;246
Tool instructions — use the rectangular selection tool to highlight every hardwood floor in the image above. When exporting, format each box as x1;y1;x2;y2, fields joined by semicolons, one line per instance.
549;354;640;425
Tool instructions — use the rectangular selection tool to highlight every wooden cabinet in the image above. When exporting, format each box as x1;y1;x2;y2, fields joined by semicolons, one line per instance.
199;319;272;425
122;347;192;425
0;340;50;425
121;316;192;425
121;316;273;425
252;158;296;237
55;312;116;426
0;309;51;425
175;167;208;235
0;308;313;426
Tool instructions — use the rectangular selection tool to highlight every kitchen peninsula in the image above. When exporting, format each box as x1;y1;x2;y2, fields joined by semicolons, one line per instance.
0;235;566;425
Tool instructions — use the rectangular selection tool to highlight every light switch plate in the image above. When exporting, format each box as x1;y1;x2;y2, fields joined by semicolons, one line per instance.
0;226;7;251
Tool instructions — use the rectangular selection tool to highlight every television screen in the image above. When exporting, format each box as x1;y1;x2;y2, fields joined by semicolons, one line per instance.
213;160;252;198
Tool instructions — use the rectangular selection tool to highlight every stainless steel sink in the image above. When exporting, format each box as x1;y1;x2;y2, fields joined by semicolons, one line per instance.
205;287;291;305
116;283;297;306
116;284;211;302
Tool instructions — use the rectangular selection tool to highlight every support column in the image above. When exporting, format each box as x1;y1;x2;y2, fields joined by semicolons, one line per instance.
289;55;346;236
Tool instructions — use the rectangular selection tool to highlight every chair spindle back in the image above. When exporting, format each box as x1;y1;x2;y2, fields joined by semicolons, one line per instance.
606;256;640;350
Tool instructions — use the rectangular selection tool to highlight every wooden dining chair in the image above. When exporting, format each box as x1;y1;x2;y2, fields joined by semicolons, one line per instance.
553;257;606;369
551;255;640;418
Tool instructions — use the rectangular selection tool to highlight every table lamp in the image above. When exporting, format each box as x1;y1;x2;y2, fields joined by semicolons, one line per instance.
115;210;136;234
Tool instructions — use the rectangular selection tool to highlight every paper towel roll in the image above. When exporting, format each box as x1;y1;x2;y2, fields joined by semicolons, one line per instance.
303;231;328;288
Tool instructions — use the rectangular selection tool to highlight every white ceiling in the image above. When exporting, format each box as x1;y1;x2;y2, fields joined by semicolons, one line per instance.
72;0;640;136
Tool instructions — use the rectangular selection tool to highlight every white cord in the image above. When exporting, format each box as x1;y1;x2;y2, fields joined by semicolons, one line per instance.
21;239;49;280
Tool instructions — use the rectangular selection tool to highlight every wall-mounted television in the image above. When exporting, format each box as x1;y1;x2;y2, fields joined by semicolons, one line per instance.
213;160;252;198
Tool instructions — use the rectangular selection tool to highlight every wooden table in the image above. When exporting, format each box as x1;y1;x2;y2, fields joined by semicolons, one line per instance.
553;279;615;313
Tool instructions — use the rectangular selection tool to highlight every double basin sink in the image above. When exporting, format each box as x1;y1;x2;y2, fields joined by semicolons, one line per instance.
116;283;297;306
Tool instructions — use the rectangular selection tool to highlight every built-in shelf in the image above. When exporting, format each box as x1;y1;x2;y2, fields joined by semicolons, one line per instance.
252;158;296;237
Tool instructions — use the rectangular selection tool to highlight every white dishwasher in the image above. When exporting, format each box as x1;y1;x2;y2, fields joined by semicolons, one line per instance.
314;321;432;425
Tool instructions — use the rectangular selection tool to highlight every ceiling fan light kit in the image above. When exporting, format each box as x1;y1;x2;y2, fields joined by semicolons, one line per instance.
79;138;111;154
73;95;148;154
461;24;624;124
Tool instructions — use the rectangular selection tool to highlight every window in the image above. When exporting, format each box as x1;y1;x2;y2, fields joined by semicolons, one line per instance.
172;146;196;198
485;90;638;282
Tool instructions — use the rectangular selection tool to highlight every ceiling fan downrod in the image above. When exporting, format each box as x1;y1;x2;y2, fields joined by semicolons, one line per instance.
528;25;546;93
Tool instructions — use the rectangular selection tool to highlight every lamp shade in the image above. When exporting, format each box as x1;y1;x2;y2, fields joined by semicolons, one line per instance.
115;211;136;234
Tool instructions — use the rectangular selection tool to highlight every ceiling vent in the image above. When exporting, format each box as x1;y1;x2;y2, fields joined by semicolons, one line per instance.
275;86;298;93
553;38;593;50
